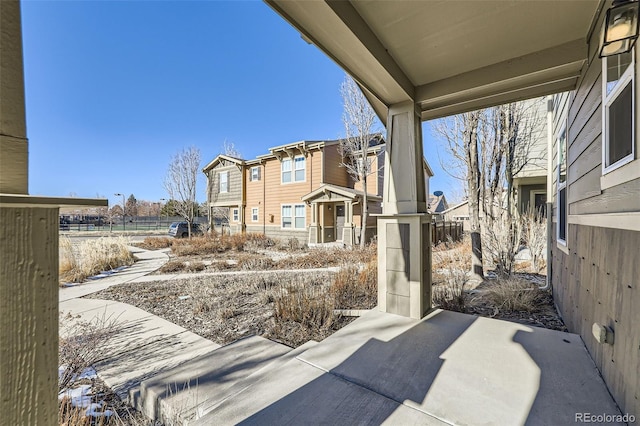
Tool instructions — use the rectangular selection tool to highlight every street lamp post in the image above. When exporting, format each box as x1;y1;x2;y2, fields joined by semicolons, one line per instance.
115;193;125;231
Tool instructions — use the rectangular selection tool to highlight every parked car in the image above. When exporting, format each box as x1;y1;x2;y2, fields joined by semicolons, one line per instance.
168;222;203;238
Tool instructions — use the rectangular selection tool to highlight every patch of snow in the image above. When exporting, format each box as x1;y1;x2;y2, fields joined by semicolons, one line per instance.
85;403;113;418
88;265;129;280
59;366;97;383
59;384;92;407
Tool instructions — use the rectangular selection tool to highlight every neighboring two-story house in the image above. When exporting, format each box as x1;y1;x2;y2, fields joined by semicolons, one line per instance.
202;136;390;246
512;97;549;216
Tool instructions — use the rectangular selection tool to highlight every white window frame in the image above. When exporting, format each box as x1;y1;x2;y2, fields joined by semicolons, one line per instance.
294;204;306;229
294;155;306;182
557;120;568;249
281;158;292;184
250;166;260;181
232;208;239;222
602;50;635;175
281;204;305;229
281;204;292;228
219;171;229;193
251;207;259;222
281;155;306;184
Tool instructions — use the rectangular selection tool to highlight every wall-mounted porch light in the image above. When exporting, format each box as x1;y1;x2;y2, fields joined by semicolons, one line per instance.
599;0;640;57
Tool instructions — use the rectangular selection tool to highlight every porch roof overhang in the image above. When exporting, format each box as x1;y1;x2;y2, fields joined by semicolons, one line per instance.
265;0;603;121
301;184;382;203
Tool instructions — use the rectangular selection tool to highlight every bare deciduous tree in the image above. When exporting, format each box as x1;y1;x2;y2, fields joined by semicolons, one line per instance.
339;75;381;248
434;111;485;281
434;98;545;278
164;146;201;238
222;139;242;159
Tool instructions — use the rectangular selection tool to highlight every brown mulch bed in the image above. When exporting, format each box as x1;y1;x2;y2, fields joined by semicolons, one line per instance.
466;285;567;331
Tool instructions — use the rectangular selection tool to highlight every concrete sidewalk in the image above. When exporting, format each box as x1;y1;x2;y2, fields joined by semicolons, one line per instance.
59;246;169;301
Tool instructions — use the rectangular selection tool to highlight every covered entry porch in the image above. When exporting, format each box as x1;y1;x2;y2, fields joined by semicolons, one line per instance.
302;184;381;246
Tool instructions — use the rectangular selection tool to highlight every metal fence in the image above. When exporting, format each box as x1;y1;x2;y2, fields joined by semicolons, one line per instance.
59;216;208;232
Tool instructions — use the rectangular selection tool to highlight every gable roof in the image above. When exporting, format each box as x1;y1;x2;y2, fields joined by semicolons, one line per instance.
202;154;245;173
428;193;448;213
301;184;382;203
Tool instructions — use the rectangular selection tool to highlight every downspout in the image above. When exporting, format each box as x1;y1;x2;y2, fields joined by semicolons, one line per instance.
541;96;554;290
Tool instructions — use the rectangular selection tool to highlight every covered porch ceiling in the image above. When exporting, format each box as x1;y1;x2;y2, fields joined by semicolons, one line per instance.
266;0;603;121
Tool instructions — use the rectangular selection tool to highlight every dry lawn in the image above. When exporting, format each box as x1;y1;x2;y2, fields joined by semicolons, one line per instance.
59;236;135;284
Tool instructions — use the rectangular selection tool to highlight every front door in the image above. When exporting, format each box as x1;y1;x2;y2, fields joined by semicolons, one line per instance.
335;205;345;242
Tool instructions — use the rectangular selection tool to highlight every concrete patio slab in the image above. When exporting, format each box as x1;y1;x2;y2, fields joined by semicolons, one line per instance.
133;335;292;423
297;309;623;426
194;339;319;420
194;355;448;426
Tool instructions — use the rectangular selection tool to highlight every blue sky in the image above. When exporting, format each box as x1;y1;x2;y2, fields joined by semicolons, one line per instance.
21;0;457;207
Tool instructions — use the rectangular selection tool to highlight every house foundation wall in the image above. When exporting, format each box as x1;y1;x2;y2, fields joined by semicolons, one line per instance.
552;224;639;417
244;225;307;245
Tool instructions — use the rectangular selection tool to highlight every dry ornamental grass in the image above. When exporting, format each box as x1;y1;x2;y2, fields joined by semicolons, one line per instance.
59;237;135;284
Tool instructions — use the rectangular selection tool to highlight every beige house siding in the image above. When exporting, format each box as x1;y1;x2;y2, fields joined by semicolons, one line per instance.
244;164;265;231
353;149;384;196
255;150;320;232
513;97;548;180
551;13;640;417
322;144;349;187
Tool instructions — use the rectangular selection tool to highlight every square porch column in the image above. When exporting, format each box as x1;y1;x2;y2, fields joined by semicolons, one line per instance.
377;101;432;319
0;3;106;423
307;202;320;244
341;200;355;246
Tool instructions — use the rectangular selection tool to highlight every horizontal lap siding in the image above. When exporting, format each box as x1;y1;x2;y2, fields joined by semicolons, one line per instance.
245;165;265;229
322;145;349;186
263;150;321;230
354;150;384;196
209;165;242;206
552;15;640;418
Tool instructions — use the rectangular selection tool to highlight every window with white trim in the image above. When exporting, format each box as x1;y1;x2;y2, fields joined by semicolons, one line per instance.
219;171;229;193
282;204;305;229
603;50;635;172
232;208;239;222
281;156;305;183
557;122;567;245
251;207;258;222
294;156;305;181
250;166;260;181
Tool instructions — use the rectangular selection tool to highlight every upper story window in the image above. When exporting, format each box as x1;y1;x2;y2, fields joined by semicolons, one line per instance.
294;156;305;181
603;50;635;172
219;171;229;193
250;166;261;181
282;156;305;183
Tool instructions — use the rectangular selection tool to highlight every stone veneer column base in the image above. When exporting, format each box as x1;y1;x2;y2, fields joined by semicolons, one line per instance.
376;213;431;319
